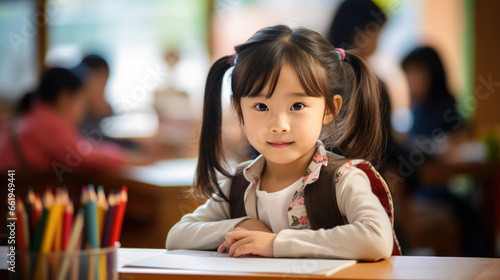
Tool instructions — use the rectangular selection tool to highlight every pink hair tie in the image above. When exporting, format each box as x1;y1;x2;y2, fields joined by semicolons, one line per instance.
336;48;345;61
228;53;236;66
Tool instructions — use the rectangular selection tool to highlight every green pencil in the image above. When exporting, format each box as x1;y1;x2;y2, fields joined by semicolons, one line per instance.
32;189;54;251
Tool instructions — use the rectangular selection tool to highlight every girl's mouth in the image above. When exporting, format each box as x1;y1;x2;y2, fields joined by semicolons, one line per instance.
268;141;294;149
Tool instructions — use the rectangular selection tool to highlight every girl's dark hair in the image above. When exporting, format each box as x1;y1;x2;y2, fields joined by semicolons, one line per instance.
401;46;452;103
327;0;387;50
195;25;383;201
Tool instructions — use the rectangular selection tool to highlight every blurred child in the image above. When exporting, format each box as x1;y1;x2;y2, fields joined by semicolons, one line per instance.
0;67;126;172
401;46;462;146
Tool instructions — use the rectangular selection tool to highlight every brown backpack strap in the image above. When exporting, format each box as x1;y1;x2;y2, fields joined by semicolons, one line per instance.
305;151;347;230
229;161;252;219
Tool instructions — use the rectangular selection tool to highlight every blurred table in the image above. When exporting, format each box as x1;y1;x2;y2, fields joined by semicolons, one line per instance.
97;158;204;249
117;248;500;280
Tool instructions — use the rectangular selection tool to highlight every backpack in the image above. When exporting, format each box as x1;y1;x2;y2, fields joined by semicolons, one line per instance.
229;151;402;256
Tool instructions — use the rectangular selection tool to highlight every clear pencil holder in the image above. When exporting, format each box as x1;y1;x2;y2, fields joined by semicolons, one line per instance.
11;247;117;280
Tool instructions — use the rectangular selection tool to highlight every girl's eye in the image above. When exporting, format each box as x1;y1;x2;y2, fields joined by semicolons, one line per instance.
254;103;269;111
290;103;305;111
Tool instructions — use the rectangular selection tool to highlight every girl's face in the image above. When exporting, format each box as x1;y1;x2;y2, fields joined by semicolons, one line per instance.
239;63;332;165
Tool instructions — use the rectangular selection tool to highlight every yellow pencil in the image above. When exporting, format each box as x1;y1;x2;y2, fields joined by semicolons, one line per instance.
97;185;108;244
35;189;65;279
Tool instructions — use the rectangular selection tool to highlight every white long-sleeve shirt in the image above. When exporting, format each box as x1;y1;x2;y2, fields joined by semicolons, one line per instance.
166;142;394;261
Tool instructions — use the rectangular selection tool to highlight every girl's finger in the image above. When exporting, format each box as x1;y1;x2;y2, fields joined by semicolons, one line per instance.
224;231;239;249
217;243;226;253
228;238;251;257
233;244;253;258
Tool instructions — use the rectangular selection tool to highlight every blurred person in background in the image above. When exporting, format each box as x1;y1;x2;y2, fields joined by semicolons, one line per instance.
77;54;113;133
0;67;147;173
401;46;489;257
327;0;385;59
77;54;140;150
401;46;462;147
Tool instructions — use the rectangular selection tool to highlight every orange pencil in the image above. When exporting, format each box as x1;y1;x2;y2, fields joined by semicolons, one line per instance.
109;186;127;247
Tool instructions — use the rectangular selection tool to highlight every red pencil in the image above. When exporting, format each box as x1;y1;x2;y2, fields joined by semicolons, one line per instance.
32;193;43;229
16;198;29;251
109;186;127;247
62;200;74;251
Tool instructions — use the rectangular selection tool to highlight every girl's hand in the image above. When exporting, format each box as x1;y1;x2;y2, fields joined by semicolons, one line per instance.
217;219;272;254
220;229;277;258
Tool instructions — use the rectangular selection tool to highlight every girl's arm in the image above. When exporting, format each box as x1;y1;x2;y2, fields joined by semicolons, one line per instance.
273;168;393;261
166;179;251;250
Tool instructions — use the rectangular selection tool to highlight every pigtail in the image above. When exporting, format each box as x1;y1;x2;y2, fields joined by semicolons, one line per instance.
333;51;384;167
194;55;233;202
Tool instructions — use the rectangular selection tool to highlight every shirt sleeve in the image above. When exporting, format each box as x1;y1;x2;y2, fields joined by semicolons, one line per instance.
166;178;250;250
273;167;393;261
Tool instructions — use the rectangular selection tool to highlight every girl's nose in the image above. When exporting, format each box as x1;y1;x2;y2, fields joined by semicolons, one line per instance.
270;114;290;133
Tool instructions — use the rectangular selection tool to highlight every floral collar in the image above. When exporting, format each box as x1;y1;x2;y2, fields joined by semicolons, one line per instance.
240;140;331;221
242;140;329;188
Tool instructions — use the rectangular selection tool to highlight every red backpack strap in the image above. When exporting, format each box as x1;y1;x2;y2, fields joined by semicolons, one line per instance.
356;163;402;255
336;160;402;256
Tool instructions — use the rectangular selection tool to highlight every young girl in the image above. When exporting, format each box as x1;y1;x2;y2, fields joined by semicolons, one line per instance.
166;25;401;261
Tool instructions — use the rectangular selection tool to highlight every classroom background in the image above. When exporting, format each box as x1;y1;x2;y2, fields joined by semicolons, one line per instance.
1;0;499;258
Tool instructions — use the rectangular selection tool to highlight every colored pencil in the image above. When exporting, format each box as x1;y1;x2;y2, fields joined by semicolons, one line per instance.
57;209;84;280
26;188;35;245
85;185;99;249
102;192;116;248
53;188;66;253
16;198;29;251
87;185;100;280
32;193;43;229
36;189;65;278
109;186;127;247
97;186;108;280
40;189;65;253
62;200;74;251
17;198;31;280
32;189;53;252
97;185;108;245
